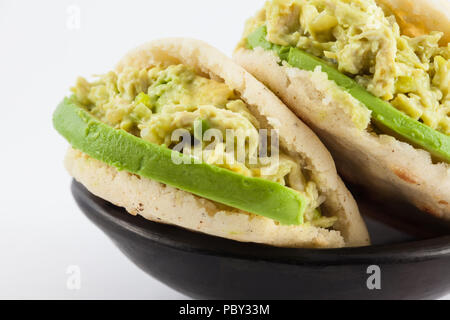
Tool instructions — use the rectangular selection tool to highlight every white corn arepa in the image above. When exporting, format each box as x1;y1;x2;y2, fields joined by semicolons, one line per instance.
66;38;369;248
233;0;450;219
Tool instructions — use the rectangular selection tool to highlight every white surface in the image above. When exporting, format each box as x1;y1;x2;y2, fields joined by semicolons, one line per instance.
0;0;448;300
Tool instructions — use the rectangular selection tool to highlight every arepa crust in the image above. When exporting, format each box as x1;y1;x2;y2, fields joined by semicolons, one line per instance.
376;0;450;45
67;38;369;248
233;0;450;219
67;148;347;248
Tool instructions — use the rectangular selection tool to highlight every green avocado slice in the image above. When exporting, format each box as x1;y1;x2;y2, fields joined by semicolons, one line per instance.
247;26;450;163
53;97;307;225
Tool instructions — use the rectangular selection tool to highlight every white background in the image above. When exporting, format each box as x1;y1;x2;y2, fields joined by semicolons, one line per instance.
0;0;448;300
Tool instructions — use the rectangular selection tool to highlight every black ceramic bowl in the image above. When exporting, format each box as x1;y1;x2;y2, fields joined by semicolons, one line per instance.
72;180;450;300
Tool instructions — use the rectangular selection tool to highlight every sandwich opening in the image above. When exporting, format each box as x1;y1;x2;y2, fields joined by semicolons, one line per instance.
242;0;450;163
70;63;336;228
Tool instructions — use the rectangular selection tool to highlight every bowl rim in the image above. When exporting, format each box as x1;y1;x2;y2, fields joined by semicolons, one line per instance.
72;180;450;267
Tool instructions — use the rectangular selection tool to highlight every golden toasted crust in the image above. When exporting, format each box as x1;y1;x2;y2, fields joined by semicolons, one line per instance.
67;38;370;248
376;0;450;45
234;46;450;220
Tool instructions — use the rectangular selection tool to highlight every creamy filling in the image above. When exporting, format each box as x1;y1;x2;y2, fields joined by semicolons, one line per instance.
72;64;336;227
243;0;450;135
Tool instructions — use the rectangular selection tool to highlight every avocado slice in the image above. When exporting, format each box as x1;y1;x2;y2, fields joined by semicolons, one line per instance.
247;26;450;163
53;97;307;225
